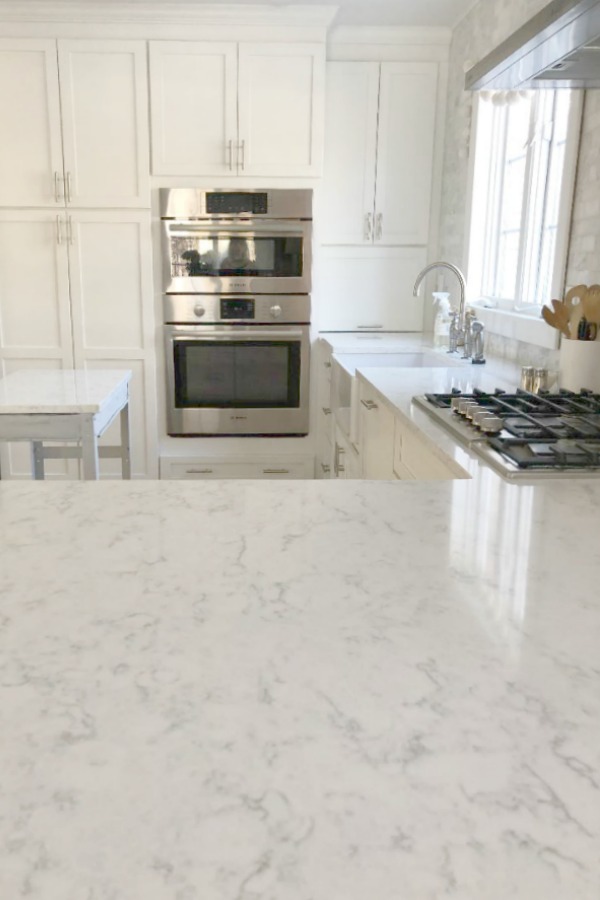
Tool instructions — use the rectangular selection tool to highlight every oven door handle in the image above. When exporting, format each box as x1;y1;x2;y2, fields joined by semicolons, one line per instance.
166;222;305;238
170;329;306;341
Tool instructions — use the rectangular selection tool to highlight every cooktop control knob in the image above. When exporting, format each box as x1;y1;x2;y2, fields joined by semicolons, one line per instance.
193;304;206;318
270;304;282;319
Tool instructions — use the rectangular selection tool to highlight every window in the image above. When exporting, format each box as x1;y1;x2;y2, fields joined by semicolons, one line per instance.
466;90;581;314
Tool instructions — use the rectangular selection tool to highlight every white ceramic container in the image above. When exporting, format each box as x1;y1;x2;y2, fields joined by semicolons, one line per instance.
559;338;600;392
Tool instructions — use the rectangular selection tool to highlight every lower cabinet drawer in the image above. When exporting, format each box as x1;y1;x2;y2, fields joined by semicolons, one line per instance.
398;429;457;480
161;457;313;480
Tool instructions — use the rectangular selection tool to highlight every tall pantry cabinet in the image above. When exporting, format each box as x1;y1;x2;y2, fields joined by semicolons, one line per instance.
316;58;444;332
0;38;157;478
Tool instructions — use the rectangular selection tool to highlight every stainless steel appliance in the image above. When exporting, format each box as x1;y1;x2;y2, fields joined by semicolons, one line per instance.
164;294;310;436
161;189;312;437
414;389;600;479
465;0;600;90
160;188;312;295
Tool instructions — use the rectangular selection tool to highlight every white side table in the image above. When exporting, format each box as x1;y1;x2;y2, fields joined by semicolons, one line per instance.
0;369;132;480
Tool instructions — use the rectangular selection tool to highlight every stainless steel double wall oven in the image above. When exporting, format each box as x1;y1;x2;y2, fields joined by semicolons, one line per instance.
161;189;312;436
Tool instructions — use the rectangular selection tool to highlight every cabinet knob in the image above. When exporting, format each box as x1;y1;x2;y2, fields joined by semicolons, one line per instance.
270;304;282;319
194;304;206;318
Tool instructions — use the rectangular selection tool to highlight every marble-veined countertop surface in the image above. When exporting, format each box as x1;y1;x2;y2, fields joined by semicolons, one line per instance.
0;369;131;414
1;468;599;899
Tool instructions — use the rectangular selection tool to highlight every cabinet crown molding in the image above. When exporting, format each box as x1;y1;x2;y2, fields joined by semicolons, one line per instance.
329;25;452;46
0;1;338;29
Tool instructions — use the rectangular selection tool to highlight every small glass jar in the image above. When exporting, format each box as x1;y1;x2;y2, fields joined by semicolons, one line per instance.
520;366;534;391
532;368;548;393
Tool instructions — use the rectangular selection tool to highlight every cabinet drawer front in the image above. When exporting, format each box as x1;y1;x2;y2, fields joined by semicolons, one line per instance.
163;459;310;480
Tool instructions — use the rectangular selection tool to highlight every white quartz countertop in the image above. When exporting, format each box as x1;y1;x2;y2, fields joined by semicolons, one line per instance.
1;471;599;898
0;369;131;414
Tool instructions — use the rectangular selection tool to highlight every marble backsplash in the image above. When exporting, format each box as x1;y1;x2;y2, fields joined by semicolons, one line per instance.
485;332;560;375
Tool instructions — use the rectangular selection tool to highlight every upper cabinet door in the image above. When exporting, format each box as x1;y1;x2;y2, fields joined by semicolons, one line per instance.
320;62;380;245
0;39;64;208
149;41;237;176
375;62;439;246
58;40;150;208
238;42;325;177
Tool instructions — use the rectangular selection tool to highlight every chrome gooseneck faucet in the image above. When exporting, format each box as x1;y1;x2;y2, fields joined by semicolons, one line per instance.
413;261;485;361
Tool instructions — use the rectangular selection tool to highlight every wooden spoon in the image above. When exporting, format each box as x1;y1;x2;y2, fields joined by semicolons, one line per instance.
563;284;588;338
582;284;600;326
542;298;571;338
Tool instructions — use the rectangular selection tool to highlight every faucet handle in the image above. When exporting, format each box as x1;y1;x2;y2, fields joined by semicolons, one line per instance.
471;320;486;365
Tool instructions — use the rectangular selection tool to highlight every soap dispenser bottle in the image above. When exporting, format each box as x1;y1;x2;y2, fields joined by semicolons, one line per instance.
432;292;452;348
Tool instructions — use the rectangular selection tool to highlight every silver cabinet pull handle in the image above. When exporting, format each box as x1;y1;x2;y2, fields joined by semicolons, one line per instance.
66;171;73;204
320;463;331;473
239;139;245;171
322;407;331;415
364;212;372;241
375;212;383;240
357;324;383;329
186;468;213;474
263;468;290;475
360;399;378;410
227;139;233;171
54;171;63;203
56;215;63;245
334;443;343;476
67;216;74;245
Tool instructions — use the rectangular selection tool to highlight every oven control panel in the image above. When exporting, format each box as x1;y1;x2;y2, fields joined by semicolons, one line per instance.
206;192;268;215
220;298;255;319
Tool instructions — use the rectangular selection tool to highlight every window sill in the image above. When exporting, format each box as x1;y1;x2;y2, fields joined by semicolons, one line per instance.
470;303;559;350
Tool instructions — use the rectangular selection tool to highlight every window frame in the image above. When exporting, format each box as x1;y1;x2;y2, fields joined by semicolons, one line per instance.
463;90;583;349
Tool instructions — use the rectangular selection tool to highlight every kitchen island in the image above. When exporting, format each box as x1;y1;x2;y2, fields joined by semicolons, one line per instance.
1;465;599;898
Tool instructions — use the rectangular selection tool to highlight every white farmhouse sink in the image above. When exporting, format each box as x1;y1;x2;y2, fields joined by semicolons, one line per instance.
333;350;462;376
330;349;464;448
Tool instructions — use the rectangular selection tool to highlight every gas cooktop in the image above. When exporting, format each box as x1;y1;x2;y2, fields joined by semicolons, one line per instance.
413;389;600;479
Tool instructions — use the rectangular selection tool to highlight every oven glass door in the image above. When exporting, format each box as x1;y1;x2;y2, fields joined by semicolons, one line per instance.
162;221;310;293
174;338;301;409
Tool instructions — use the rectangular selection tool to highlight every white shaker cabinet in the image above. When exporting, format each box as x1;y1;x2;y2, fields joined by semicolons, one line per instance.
237;43;324;177
320;62;379;245
321;60;440;246
0;211;73;366
149;41;237;176
0;38;149;209
58;41;150;208
358;380;396;480
375;63;439;245
149;40;325;177
317;245;427;332
0;39;64;208
0;211;157;479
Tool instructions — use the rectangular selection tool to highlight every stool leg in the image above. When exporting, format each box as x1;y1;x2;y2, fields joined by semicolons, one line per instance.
31;441;45;480
81;417;99;480
120;405;131;480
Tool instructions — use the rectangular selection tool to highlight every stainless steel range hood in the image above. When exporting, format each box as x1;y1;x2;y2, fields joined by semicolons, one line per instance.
465;0;600;90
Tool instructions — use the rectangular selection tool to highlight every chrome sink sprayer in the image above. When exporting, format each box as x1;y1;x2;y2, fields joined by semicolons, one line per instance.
412;261;485;364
